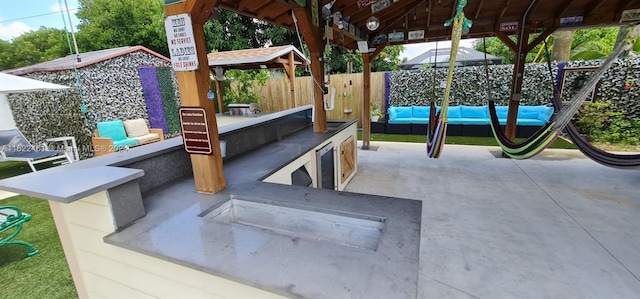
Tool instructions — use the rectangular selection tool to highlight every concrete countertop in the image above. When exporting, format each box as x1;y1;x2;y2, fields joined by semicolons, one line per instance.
0;115;421;298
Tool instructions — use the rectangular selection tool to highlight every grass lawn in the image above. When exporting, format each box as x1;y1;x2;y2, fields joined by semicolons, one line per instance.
357;131;577;149
0;195;78;299
0;161;58;180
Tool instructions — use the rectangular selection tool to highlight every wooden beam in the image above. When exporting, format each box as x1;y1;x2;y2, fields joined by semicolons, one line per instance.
427;0;432;29
553;0;579;19
495;31;517;52
165;0;226;193
184;0;217;24
585;0;608;16
376;0;427;36
370;44;387;60
525;25;557;53
498;0;512;21
474;0;485;20
362;52;371;150
288;51;297;108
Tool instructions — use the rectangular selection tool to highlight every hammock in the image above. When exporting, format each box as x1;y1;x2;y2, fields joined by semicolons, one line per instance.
486;24;639;159
427;0;472;158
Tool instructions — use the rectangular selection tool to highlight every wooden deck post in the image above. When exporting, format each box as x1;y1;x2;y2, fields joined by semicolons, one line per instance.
362;52;371;150
165;0;226;193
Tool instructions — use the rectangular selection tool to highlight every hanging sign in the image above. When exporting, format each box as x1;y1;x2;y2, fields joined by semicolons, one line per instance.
560;15;583;27
499;21;518;32
408;30;425;40
179;107;213;155
165;14;199;71
372;0;391;13
621;9;640;22
388;32;405;42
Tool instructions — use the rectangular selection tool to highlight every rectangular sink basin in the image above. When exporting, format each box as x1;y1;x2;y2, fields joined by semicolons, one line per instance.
207;196;386;251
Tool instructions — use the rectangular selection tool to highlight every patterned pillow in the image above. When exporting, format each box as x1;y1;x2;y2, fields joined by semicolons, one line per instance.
123;119;150;138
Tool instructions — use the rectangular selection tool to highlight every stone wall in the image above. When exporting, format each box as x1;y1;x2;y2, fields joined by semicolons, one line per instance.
7;51;180;159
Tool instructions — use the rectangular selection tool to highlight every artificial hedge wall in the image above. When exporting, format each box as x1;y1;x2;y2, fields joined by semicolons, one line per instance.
7;50;180;159
388;57;640;120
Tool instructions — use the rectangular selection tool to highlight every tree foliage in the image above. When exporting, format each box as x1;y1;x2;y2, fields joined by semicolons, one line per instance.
203;10;297;51
0;27;71;70
474;27;630;63
0;2;404;73
76;0;167;56
324;45;405;74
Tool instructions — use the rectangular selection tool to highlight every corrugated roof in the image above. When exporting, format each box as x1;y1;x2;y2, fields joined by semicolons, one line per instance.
401;47;503;69
5;46;169;76
207;45;308;69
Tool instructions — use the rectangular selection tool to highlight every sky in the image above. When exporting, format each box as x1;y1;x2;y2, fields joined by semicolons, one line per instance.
0;0;473;61
0;0;79;40
400;39;477;60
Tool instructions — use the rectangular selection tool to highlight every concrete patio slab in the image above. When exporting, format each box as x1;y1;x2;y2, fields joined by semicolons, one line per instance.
345;142;640;299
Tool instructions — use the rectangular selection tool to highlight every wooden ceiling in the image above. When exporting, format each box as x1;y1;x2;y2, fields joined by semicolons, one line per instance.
216;0;640;50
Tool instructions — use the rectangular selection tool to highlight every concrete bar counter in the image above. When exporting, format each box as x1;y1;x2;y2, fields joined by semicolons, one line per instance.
0;106;421;298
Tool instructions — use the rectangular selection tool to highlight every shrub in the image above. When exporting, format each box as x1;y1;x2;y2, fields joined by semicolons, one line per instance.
574;102;640;145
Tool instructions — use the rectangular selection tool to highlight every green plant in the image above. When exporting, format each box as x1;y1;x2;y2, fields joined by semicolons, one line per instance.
223;69;270;105
370;102;384;119
574;102;640;145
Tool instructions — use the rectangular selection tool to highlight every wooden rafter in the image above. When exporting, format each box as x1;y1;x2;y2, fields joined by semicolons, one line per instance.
350;0;419;25
524;25;558;52
427;0;432;30
474;0;485;20
585;0;608;16
372;0;427;36
495;31;517;52
553;0;579;19
498;0;512;21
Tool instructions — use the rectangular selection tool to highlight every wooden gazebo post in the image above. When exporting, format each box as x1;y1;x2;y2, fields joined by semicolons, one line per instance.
165;0;226;193
496;26;556;141
293;6;326;133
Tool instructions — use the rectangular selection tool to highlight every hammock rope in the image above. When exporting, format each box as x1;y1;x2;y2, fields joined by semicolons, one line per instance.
485;24;640;159
427;0;471;158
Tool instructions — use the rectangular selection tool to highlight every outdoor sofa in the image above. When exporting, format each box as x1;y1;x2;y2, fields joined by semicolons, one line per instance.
92;119;164;157
386;105;553;137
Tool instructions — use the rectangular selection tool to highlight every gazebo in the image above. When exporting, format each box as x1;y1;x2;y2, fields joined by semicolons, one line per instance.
207;45;308;112
163;0;640;194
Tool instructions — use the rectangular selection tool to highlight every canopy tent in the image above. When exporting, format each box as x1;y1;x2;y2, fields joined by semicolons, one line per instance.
0;72;70;130
0;72;71;94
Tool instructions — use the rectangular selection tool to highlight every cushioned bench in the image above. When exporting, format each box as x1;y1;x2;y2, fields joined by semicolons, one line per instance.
92;119;164;157
386;105;553;137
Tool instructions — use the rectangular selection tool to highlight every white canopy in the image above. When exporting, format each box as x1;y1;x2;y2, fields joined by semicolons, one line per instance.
0;72;70;94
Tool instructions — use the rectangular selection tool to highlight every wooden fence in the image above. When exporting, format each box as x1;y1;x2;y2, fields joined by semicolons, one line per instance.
256;72;386;126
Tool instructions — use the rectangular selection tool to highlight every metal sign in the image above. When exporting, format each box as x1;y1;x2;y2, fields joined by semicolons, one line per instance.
560;15;583;27
621;9;640;22
499;21;518;32
180;107;213;155
165;14;199;71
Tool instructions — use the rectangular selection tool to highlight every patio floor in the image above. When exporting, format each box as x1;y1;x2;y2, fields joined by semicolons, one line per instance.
345;142;640;298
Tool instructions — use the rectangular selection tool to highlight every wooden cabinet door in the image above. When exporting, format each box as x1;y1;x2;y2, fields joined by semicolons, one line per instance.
340;136;355;184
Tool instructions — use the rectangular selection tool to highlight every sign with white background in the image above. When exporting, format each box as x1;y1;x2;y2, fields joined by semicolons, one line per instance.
165;14;198;71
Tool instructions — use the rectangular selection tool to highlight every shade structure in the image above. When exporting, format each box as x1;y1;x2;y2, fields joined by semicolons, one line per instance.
0;72;70;94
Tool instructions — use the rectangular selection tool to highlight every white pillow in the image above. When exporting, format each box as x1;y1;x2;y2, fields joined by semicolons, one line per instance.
123;119;150;138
